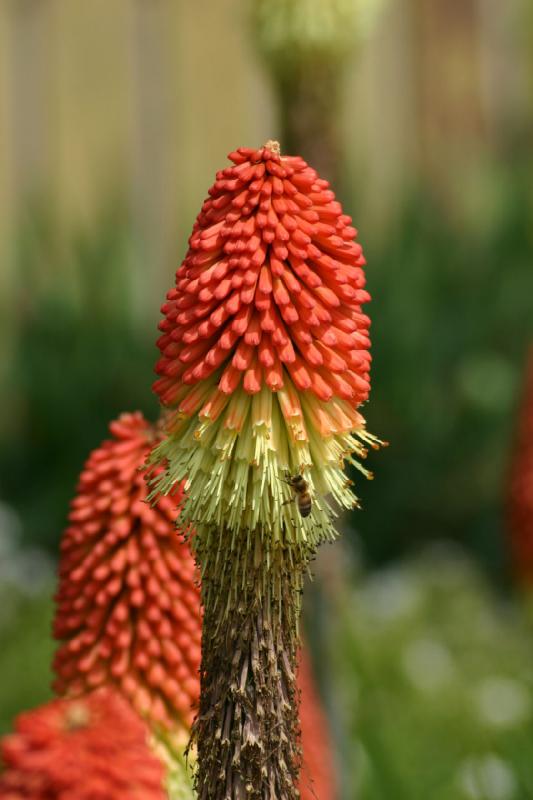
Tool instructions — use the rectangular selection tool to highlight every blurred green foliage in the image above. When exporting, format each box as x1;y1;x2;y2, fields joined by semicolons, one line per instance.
352;161;533;575
328;546;533;799
0;587;54;735
0;204;158;551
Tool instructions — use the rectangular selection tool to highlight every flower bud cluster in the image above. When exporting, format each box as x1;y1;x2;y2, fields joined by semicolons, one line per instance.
53;413;201;731
0;688;166;800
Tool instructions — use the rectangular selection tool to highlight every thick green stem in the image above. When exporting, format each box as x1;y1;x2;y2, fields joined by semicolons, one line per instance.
190;527;312;799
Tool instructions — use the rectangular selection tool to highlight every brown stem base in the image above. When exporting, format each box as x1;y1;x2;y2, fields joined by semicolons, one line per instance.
191;528;310;799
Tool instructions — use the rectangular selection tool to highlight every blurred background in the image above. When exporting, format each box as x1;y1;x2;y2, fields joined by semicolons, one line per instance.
1;0;532;798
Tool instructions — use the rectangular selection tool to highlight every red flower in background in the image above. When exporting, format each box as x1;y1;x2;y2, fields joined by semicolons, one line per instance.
0;688;166;800
507;346;533;585
299;651;336;800
53;413;201;731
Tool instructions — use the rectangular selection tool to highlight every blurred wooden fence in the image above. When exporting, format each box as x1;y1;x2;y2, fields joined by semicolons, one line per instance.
0;0;530;306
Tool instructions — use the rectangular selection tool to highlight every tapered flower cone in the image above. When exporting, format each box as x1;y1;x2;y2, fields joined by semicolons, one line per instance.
53;413;201;736
151;143;380;798
52;410;333;798
507;346;533;587
0;689;166;800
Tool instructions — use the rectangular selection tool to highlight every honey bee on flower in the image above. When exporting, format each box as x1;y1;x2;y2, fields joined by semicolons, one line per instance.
282;471;313;518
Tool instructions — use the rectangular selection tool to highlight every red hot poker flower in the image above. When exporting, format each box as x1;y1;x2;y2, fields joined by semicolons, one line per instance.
53;412;201;732
0;688;166;800
154;141;370;420
150;143;380;799
151;142;379;545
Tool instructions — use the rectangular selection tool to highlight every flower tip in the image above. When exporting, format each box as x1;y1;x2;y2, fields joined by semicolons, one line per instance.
263;139;281;157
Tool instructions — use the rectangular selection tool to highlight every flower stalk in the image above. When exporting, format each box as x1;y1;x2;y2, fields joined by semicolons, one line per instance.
252;0;361;186
192;527;303;798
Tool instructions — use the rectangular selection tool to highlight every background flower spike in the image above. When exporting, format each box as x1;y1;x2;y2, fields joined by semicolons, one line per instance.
53;412;201;737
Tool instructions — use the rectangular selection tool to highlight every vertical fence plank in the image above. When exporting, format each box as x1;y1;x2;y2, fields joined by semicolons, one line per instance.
7;0;54;208
130;0;179;313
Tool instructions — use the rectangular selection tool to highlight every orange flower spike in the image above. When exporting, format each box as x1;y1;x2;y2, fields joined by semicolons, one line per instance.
53;413;201;734
151;143;380;541
0;689;166;800
149;143;382;799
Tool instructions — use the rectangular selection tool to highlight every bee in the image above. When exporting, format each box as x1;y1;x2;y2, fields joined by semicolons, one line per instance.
281;471;312;518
